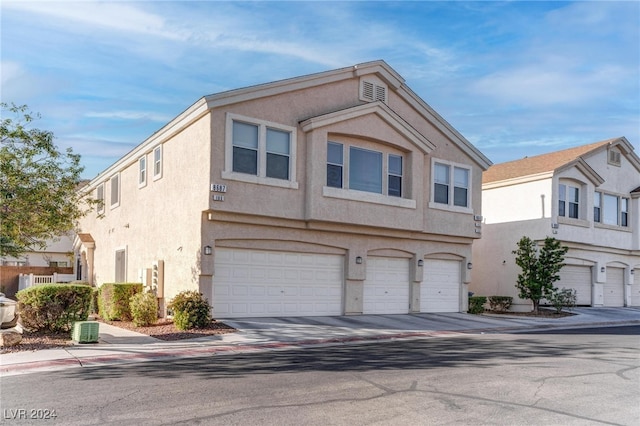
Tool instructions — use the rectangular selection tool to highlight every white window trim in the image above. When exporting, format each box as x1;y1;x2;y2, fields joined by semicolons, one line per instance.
153;145;163;181
323;186;416;209
138;155;147;188
223;113;298;189
109;173;120;209
429;158;473;214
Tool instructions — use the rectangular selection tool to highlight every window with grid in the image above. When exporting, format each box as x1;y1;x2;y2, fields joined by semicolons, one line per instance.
153;146;162;179
596;191;630;227
228;115;295;183
433;161;470;208
559;184;579;219
327;142;403;197
139;156;147;187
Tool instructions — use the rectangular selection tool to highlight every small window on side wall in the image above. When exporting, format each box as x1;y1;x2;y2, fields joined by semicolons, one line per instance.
153;146;162;180
110;173;120;208
139;156;147;187
96;183;105;215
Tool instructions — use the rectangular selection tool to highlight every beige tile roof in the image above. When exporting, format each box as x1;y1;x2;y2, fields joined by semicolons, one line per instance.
77;233;95;243
483;138;618;184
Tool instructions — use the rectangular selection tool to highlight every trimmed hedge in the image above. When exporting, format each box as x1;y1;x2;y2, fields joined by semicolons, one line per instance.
488;296;513;312
16;284;93;332
468;296;487;315
130;291;158;327
168;291;212;331
98;283;143;321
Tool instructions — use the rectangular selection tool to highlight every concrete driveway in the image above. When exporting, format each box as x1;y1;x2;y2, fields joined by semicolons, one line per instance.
222;307;640;346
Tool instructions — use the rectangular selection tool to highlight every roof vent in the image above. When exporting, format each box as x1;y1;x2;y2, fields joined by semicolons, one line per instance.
360;80;387;104
608;150;621;166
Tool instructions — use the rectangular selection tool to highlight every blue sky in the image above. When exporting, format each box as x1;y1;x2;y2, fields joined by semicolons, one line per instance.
2;1;638;178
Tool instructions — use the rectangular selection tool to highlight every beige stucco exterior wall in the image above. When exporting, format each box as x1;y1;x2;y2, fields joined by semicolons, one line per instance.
78;114;212;304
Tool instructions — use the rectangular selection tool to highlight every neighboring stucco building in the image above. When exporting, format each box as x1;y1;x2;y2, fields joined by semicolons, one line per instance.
77;60;492;318
1;234;74;267
471;138;640;310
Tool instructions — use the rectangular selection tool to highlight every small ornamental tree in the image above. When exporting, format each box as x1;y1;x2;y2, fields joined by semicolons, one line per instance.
1;103;95;257
513;236;568;313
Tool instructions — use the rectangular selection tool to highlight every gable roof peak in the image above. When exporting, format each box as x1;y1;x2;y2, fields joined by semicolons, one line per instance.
483;137;625;184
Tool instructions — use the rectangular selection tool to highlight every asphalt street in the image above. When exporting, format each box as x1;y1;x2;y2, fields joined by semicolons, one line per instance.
1;325;638;425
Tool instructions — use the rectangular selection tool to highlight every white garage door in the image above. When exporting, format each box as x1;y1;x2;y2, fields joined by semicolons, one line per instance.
363;257;410;314
559;265;592;306
604;267;624;307
631;269;640;307
421;259;461;313
213;248;343;318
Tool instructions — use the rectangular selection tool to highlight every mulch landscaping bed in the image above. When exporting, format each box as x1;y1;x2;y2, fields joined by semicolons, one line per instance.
1;319;236;354
99;318;236;341
484;309;575;318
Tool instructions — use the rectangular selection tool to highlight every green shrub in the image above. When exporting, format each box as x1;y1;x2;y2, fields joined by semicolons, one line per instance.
129;291;158;327
168;291;212;331
98;283;143;321
547;288;577;314
488;296;513;312
16;284;93;332
468;296;487;314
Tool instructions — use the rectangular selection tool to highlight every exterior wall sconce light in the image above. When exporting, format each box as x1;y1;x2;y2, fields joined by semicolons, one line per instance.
600;266;605;273
417;259;424;267
467;262;473;270
355;256;363;264
203;246;212;255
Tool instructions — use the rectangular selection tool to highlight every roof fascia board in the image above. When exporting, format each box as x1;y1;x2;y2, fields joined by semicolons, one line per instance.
396;85;492;170
482;171;554;190
300;102;435;154
204;60;394;110
555;158;605;186
86;98;210;188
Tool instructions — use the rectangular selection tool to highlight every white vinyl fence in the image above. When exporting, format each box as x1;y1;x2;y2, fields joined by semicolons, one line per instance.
18;273;76;291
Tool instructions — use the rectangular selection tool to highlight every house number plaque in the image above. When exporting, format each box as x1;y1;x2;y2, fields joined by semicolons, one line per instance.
210;184;227;193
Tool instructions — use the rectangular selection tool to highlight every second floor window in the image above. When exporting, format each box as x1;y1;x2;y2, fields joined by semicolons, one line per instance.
110;173;120;208
326;142;403;197
559;184;579;219
596;191;629;227
433;162;470;208
96;184;105;215
153;146;162;179
231;118;293;181
139;156;147;187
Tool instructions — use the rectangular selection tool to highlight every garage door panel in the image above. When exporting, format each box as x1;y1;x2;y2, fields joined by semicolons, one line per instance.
421;260;461;313
559;266;591;306
214;248;343;318
363;257;410;314
604;267;624;307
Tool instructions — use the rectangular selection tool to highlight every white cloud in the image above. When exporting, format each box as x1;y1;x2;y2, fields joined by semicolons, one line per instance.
85;110;172;123
2;0;186;40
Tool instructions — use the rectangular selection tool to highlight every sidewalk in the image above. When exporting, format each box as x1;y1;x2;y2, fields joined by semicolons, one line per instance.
2;307;639;377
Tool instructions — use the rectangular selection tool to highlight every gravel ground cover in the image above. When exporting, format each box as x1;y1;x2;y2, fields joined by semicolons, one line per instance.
1;319;236;354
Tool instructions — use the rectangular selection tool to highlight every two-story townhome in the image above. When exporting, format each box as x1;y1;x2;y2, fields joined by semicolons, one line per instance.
76;60;492;318
471;138;640;310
